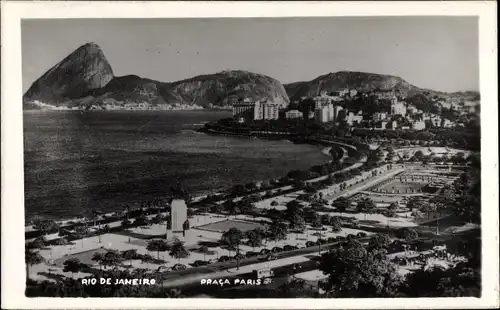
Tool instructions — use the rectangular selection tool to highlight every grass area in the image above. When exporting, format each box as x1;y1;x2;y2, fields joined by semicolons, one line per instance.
197;219;267;233
374;179;426;193
53;247;108;267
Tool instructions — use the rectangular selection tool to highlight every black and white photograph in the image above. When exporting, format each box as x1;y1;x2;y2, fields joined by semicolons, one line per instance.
1;1;498;308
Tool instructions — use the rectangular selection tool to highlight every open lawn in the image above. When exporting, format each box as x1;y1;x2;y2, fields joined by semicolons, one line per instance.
197;219;267;233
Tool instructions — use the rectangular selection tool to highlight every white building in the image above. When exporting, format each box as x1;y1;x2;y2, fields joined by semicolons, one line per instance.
345;112;363;126
390;97;407;116
171;199;187;233
333;106;344;121
314;106;330;124
373;112;388;122
285;110;303;119
254;100;280;120
413;120;426;130
313;91;334;109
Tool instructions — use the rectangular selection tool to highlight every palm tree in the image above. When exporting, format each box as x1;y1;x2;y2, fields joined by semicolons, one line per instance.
92;252;104;271
146;239;169;261
169;241;190;262
26;250;44;281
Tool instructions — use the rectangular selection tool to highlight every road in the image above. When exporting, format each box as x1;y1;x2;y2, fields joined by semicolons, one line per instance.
160;236;372;289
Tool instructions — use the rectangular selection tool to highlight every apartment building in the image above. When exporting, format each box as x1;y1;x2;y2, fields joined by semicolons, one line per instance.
285;110;303;119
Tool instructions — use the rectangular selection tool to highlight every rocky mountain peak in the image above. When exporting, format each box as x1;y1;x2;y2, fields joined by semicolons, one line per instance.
24;42;114;103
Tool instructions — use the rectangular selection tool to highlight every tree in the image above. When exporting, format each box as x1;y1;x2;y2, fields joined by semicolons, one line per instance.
290;214;306;232
146;239;169;260
285;200;303;221
26;250;44;281
333;197;350;216
74;225;90;248
269;220;288;242
169;241;190;262
141;254;155;269
246;230;263;251
406;197;423;211
329;216;342;233
221;228;244;255
101;250;123;270
63;258;83;279
397;227;419;241
121;249;138;266
387;203;398;212
92;252;103;271
369;234;391;249
319;240;402;297
27;236;47;250
357;198;376;221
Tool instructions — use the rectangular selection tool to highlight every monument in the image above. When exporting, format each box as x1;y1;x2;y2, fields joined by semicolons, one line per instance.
171;199;187;234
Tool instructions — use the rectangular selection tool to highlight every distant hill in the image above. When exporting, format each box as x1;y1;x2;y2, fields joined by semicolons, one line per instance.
170;70;289;107
23;43;289;109
283;71;481;102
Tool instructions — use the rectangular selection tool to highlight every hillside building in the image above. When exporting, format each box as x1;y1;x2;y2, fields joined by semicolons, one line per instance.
413;120;426;130
232;99;256;120
332;106;344;121
314;106;330;124
373;112;388;122
390;97;407;116
254;100;280;120
285;110;303;119
345;112;363;126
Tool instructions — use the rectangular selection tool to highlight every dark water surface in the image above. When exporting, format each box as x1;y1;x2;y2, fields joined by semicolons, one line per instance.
24;110;328;220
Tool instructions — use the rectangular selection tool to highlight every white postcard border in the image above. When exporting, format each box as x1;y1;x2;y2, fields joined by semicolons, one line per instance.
1;1;498;309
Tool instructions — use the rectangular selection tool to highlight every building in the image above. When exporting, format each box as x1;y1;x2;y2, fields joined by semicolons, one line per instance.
285;110;303;119
413;120;426;130
373;112;388;122
442;118;453;128
390;97;407;116
374;121;389;130
313;91;334;109
171;199;187;233
254;100;280;120
232;99;256;120
430;115;442;127
333;106;344;121
345;112;363;126
338;88;349;97
314;106;330;124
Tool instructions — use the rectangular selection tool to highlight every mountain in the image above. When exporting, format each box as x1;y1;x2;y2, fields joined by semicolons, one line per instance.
23;43;114;105
170;70;289;107
284;71;428;101
23;43;289;109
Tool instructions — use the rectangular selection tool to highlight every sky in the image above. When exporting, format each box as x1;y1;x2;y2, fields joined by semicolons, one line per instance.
22;17;479;93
